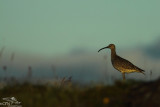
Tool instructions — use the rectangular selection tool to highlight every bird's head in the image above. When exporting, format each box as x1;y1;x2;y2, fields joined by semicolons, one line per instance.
98;44;115;52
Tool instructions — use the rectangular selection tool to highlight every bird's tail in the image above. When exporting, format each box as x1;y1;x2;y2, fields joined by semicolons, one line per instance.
140;70;145;75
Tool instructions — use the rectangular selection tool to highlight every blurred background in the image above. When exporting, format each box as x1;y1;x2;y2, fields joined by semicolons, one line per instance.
0;0;160;106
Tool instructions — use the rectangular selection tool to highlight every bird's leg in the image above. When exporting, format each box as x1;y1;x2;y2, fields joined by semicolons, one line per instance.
122;72;125;80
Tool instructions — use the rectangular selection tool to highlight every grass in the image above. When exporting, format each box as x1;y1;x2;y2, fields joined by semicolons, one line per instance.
0;79;160;107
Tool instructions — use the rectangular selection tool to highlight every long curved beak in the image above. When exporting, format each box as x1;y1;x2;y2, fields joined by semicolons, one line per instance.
98;46;108;52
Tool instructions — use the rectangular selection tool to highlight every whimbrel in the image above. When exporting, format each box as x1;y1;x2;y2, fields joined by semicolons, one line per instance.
98;44;145;80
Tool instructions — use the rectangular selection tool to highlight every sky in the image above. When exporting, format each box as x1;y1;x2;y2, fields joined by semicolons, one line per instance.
0;0;160;56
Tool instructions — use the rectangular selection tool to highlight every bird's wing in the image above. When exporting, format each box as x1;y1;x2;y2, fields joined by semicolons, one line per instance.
114;55;144;72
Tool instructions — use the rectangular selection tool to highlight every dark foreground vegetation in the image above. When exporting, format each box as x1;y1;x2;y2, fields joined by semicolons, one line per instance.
0;79;160;107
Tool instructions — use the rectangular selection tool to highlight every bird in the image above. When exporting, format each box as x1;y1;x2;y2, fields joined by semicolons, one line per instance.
98;44;145;80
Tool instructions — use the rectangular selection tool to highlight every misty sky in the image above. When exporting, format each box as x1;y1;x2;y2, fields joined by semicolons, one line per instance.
0;0;160;56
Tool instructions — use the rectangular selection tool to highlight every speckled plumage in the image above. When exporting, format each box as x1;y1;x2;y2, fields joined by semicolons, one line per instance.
111;54;145;74
98;44;145;80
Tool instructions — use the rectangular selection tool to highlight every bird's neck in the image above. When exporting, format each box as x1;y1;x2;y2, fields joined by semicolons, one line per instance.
111;48;116;60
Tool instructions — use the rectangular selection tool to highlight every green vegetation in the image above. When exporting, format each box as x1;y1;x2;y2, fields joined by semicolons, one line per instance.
0;79;160;107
